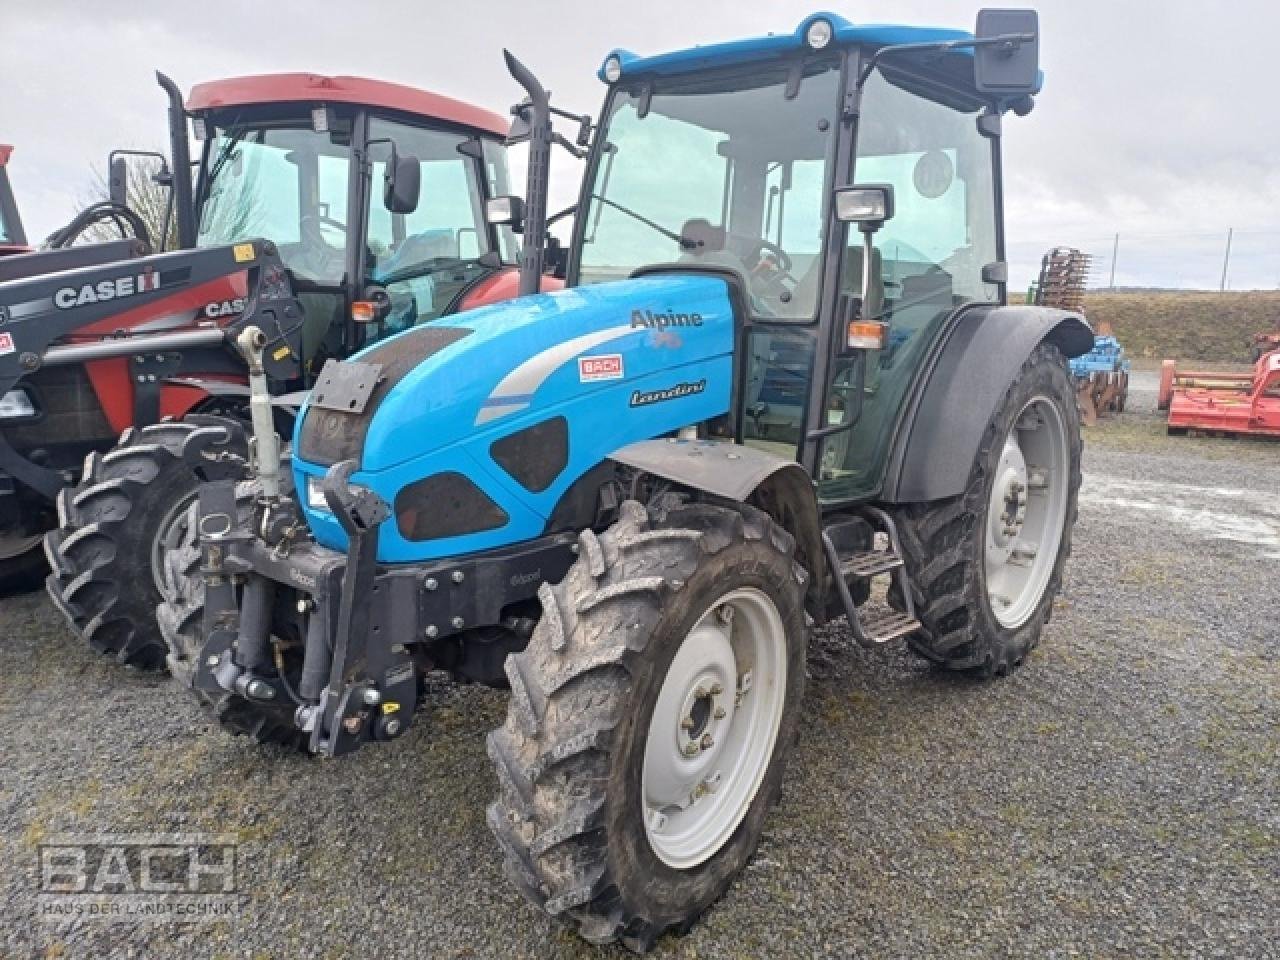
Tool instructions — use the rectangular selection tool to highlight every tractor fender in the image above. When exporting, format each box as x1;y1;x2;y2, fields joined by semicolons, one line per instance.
882;304;1093;504
609;438;826;612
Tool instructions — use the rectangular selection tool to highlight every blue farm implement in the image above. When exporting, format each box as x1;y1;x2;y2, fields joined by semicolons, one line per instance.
1032;246;1128;424
1070;335;1130;425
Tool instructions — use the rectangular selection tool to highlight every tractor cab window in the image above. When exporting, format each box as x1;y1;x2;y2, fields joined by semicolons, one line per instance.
818;65;1000;502
577;59;841;319
365;119;503;337
197;125;350;287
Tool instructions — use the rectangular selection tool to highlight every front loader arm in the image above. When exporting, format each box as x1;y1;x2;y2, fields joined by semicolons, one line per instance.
0;239;305;399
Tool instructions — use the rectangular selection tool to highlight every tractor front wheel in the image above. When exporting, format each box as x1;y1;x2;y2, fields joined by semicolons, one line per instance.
486;497;808;951
44;420;244;669
156;482;309;749
892;343;1081;677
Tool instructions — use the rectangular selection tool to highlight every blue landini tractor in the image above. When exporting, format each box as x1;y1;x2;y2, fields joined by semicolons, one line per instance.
160;9;1090;949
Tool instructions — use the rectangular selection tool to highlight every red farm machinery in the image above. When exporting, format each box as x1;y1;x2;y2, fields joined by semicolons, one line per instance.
1158;350;1280;438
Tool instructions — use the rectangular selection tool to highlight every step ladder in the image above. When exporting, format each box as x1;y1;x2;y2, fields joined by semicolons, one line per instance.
821;506;921;648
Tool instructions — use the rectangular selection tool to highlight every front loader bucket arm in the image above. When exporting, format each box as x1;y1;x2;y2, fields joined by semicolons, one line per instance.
0;239;304;399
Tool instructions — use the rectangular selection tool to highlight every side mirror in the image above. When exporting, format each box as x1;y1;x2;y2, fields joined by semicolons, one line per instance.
109;156;128;207
384;149;420;214
486;195;526;233
834;184;894;232
835;184;894;352
974;9;1040;96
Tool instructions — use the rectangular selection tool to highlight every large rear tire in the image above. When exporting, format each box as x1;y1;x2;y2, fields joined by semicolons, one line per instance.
486;497;808;951
44;420;244;669
891;343;1081;677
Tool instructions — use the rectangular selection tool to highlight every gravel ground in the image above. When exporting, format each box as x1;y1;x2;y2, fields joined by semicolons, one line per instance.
1;377;1277;960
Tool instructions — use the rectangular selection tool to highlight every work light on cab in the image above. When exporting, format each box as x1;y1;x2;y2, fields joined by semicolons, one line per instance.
805;18;834;49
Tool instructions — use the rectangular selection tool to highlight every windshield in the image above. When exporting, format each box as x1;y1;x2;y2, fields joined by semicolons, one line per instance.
364;118;512;334
198;125;350;286
577;59;841;319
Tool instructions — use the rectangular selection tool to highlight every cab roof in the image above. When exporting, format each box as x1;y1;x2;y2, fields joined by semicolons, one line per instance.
599;12;1042;98
186;73;509;137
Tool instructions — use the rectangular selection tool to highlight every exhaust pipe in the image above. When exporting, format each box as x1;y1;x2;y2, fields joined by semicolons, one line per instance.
504;51;552;298
156;72;197;250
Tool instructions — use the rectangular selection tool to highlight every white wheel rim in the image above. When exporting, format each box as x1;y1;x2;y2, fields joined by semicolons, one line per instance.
984;395;1070;629
641;586;787;869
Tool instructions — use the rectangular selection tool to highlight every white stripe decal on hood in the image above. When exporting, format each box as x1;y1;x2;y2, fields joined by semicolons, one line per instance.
474;324;635;426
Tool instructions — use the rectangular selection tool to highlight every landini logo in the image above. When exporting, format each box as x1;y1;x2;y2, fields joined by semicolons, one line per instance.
630;309;703;329
629;379;707;407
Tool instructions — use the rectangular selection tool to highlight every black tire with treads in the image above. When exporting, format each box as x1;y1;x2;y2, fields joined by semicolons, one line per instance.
486;496;808;952
44;419;244;669
156;483;307;749
889;342;1082;677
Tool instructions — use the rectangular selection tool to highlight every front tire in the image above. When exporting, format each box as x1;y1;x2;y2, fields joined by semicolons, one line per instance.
156;485;308;749
486;497;808;951
44;420;244;669
891;343;1082;677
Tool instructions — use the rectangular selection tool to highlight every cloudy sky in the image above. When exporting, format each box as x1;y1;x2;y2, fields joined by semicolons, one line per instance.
5;0;1280;290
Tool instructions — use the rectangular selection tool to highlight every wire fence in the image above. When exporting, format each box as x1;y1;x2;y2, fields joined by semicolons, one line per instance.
1009;228;1280;294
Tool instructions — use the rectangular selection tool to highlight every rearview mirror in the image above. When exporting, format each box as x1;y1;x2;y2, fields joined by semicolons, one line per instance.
109;156;128;207
974;9;1040;96
384;149;420;214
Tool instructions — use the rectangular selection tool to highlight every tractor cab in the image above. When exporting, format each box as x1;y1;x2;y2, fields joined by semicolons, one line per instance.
184;74;522;371
569;13;1039;503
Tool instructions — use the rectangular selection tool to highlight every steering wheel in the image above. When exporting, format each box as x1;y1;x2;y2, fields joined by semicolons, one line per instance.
746;238;798;306
748;238;794;275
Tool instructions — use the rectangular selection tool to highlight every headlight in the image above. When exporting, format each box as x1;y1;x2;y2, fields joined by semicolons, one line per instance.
306;474;367;512
0;388;36;420
306;475;330;511
603;55;623;83
805;18;833;50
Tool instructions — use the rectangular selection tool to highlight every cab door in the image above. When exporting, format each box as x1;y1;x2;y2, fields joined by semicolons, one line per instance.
817;66;1003;504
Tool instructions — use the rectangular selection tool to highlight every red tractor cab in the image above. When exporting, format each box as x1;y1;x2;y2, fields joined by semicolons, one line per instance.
77;72;539;437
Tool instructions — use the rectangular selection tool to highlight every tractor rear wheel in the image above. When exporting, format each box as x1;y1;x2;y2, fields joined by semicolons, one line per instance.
156;484;308;748
486;497;808;951
891;343;1081;677
44;419;244;669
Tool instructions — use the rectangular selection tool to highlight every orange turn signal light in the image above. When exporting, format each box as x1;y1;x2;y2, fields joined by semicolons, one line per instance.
351;300;380;324
847;320;887;350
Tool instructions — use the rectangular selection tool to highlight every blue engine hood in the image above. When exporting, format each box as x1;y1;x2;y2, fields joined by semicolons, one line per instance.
293;273;738;561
